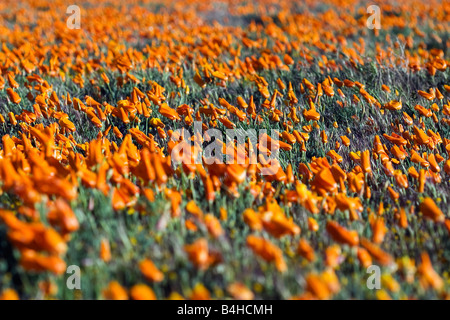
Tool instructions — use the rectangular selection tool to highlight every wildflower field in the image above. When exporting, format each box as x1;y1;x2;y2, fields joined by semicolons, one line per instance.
0;0;449;300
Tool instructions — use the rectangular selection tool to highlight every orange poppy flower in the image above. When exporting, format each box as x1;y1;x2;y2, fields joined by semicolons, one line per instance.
419;197;445;222
186;200;203;219
246;235;286;272
303;104;320;121
190;283;211;300
20;249;66;275
311;168;337;194
6;88;21;104
159;103;180;121
370;215;387;244
0;289;19;300
130;284;157;300
243;208;263;231
360;150;372;174
47;199;79;234
357;247;372;268
297;239;315;262
360;238;393;266
227;282;254;300
305;274;331;300
326;221;359;246
204;214;224;238
103;281;128;300
417;252;443;291
100;238;112;263
184;238;211;270
384;100;402;110
139;259;164;282
392;207;405;229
